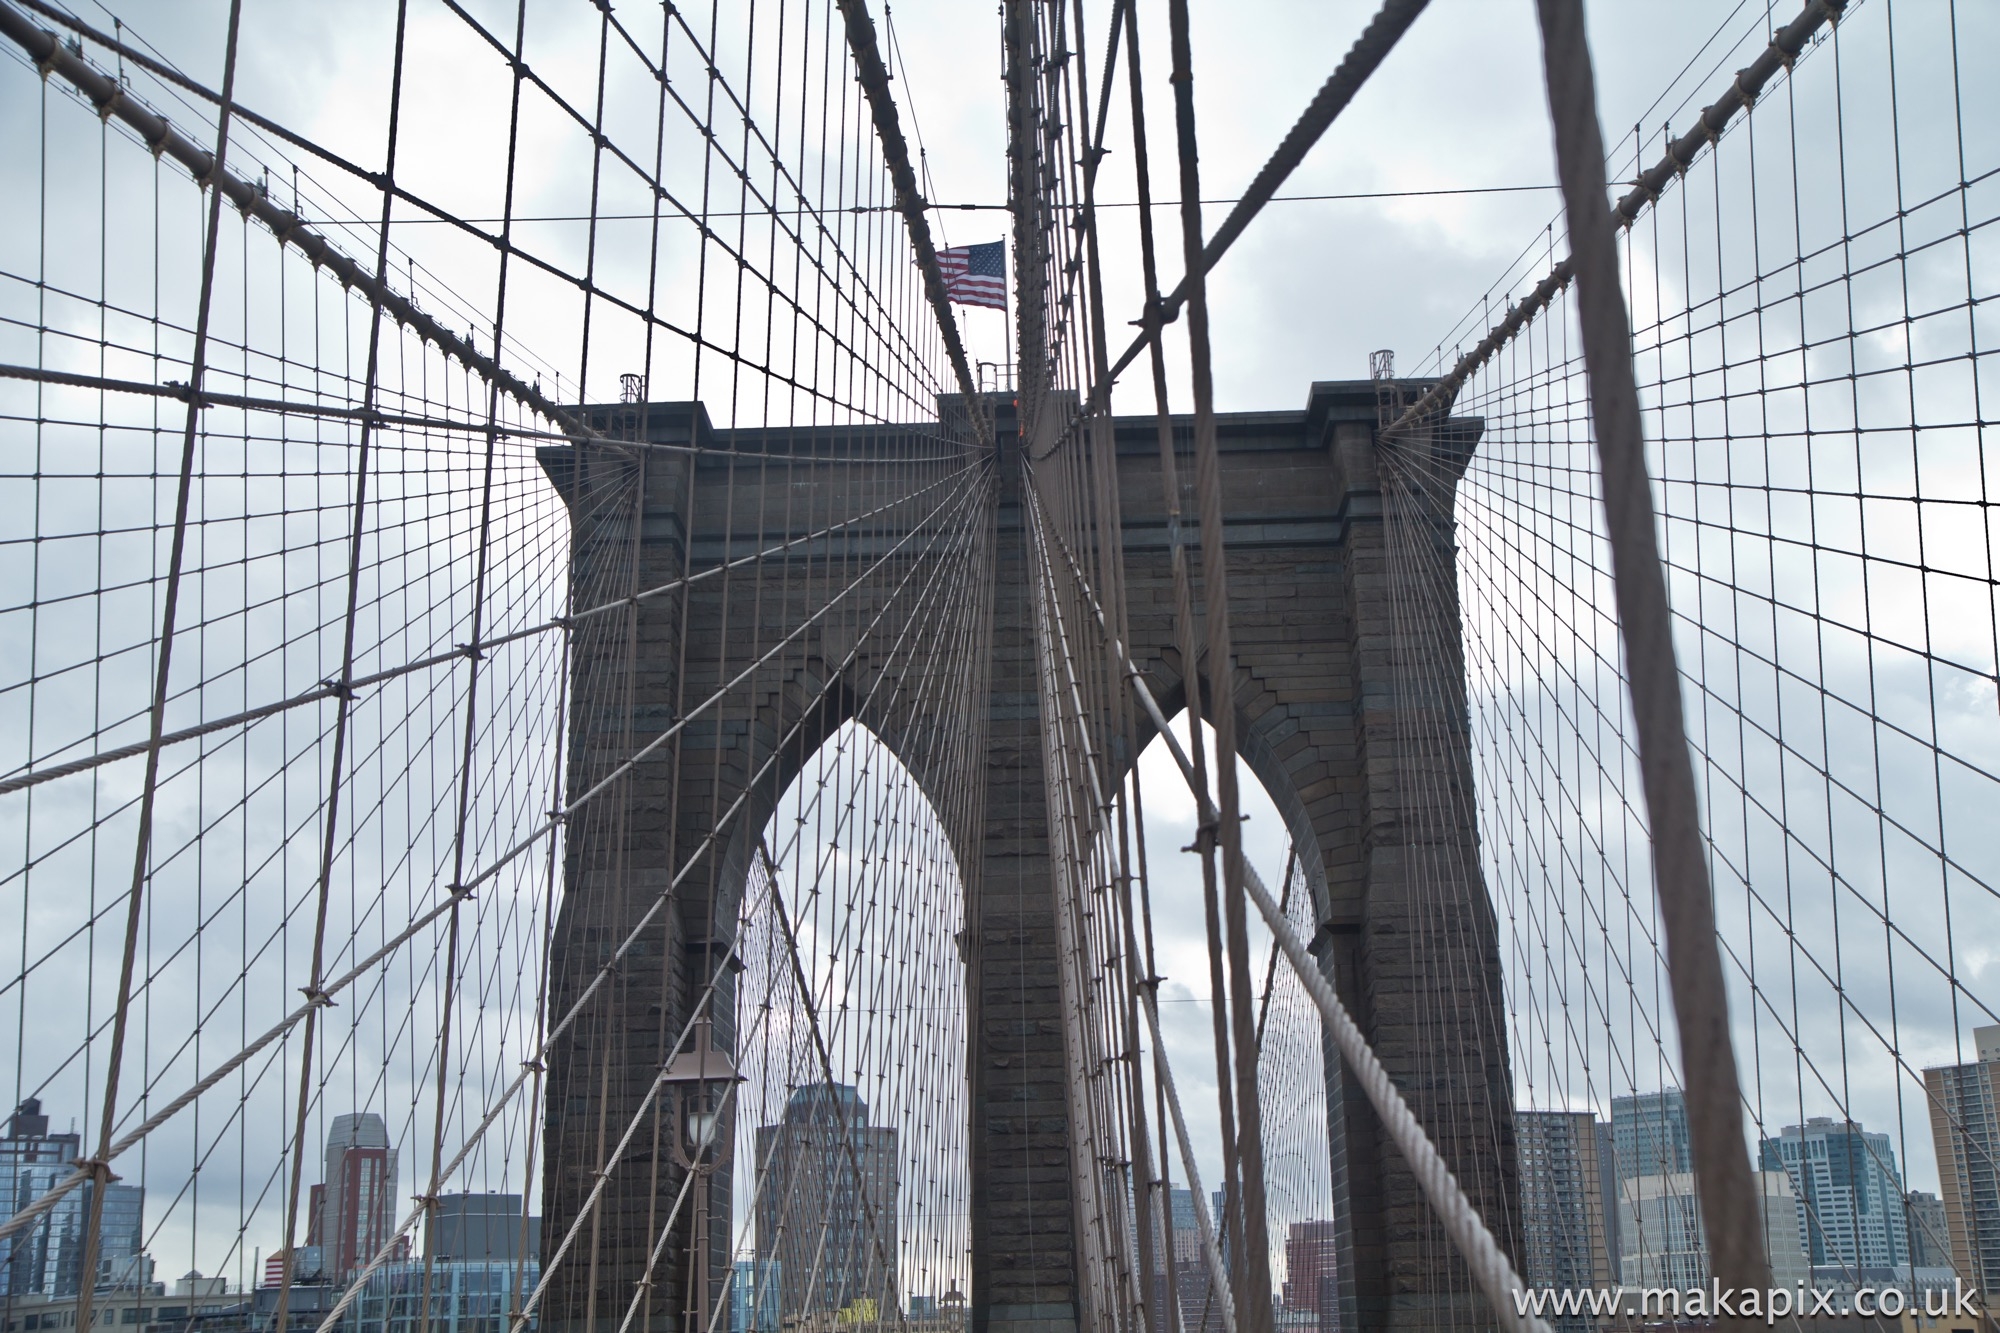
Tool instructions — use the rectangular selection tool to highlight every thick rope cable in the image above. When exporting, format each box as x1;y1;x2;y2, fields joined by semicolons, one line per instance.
1535;0;1770;1307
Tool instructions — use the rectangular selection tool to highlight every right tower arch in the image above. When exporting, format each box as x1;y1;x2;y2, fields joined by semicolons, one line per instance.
1112;379;1520;1331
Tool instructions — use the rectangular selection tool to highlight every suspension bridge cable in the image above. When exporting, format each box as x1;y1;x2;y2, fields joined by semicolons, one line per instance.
1383;0;1847;442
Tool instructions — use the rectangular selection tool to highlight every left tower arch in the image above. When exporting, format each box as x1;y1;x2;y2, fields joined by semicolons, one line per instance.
534;401;1001;1333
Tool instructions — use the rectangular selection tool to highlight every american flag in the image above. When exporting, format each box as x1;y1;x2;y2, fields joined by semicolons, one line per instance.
938;240;1007;310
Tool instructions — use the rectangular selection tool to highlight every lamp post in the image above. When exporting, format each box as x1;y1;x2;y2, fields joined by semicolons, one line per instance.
664;1018;741;1333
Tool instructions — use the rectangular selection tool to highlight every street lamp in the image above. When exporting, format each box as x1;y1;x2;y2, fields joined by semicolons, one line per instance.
663;1017;741;1333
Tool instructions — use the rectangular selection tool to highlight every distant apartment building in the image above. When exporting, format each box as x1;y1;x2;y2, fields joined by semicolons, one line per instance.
1924;1024;2000;1295
1611;1089;1692;1186
320;1113;400;1282
1618;1170;1809;1291
1515;1109;1616;1315
1760;1116;1909;1269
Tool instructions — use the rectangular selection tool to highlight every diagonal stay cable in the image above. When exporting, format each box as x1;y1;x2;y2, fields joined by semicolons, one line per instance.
0;461;973;796
0;462;990;1252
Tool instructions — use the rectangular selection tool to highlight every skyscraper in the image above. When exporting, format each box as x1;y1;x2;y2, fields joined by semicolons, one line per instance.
1758;1117;1908;1268
1515;1110;1615;1316
320;1113;399;1281
1610;1088;1691;1184
1924;1025;2000;1294
753;1084;898;1320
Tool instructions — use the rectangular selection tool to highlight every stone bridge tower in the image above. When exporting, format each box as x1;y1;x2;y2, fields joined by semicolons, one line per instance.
536;382;1517;1333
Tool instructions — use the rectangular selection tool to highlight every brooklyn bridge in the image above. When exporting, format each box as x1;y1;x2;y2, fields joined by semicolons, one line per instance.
0;1;1993;1331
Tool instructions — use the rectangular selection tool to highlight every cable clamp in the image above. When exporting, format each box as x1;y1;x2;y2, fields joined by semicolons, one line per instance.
299;985;336;1009
95;85;128;123
520;1058;546;1074
1732;67;1760;108
457;642;486;662
413;1193;440;1211
34;39;61;81
323;677;357;701
447;882;476;900
74;1157;118;1184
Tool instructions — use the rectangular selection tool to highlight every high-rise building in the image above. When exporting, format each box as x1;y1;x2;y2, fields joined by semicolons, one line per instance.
1280;1221;1338;1333
1758;1117;1908;1268
1618;1170;1810;1291
1515;1109;1615;1319
1610;1089;1691;1184
0;1100;149;1299
1924;1024;2000;1294
753;1084;898;1320
1907;1190;1951;1269
320;1113;399;1281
